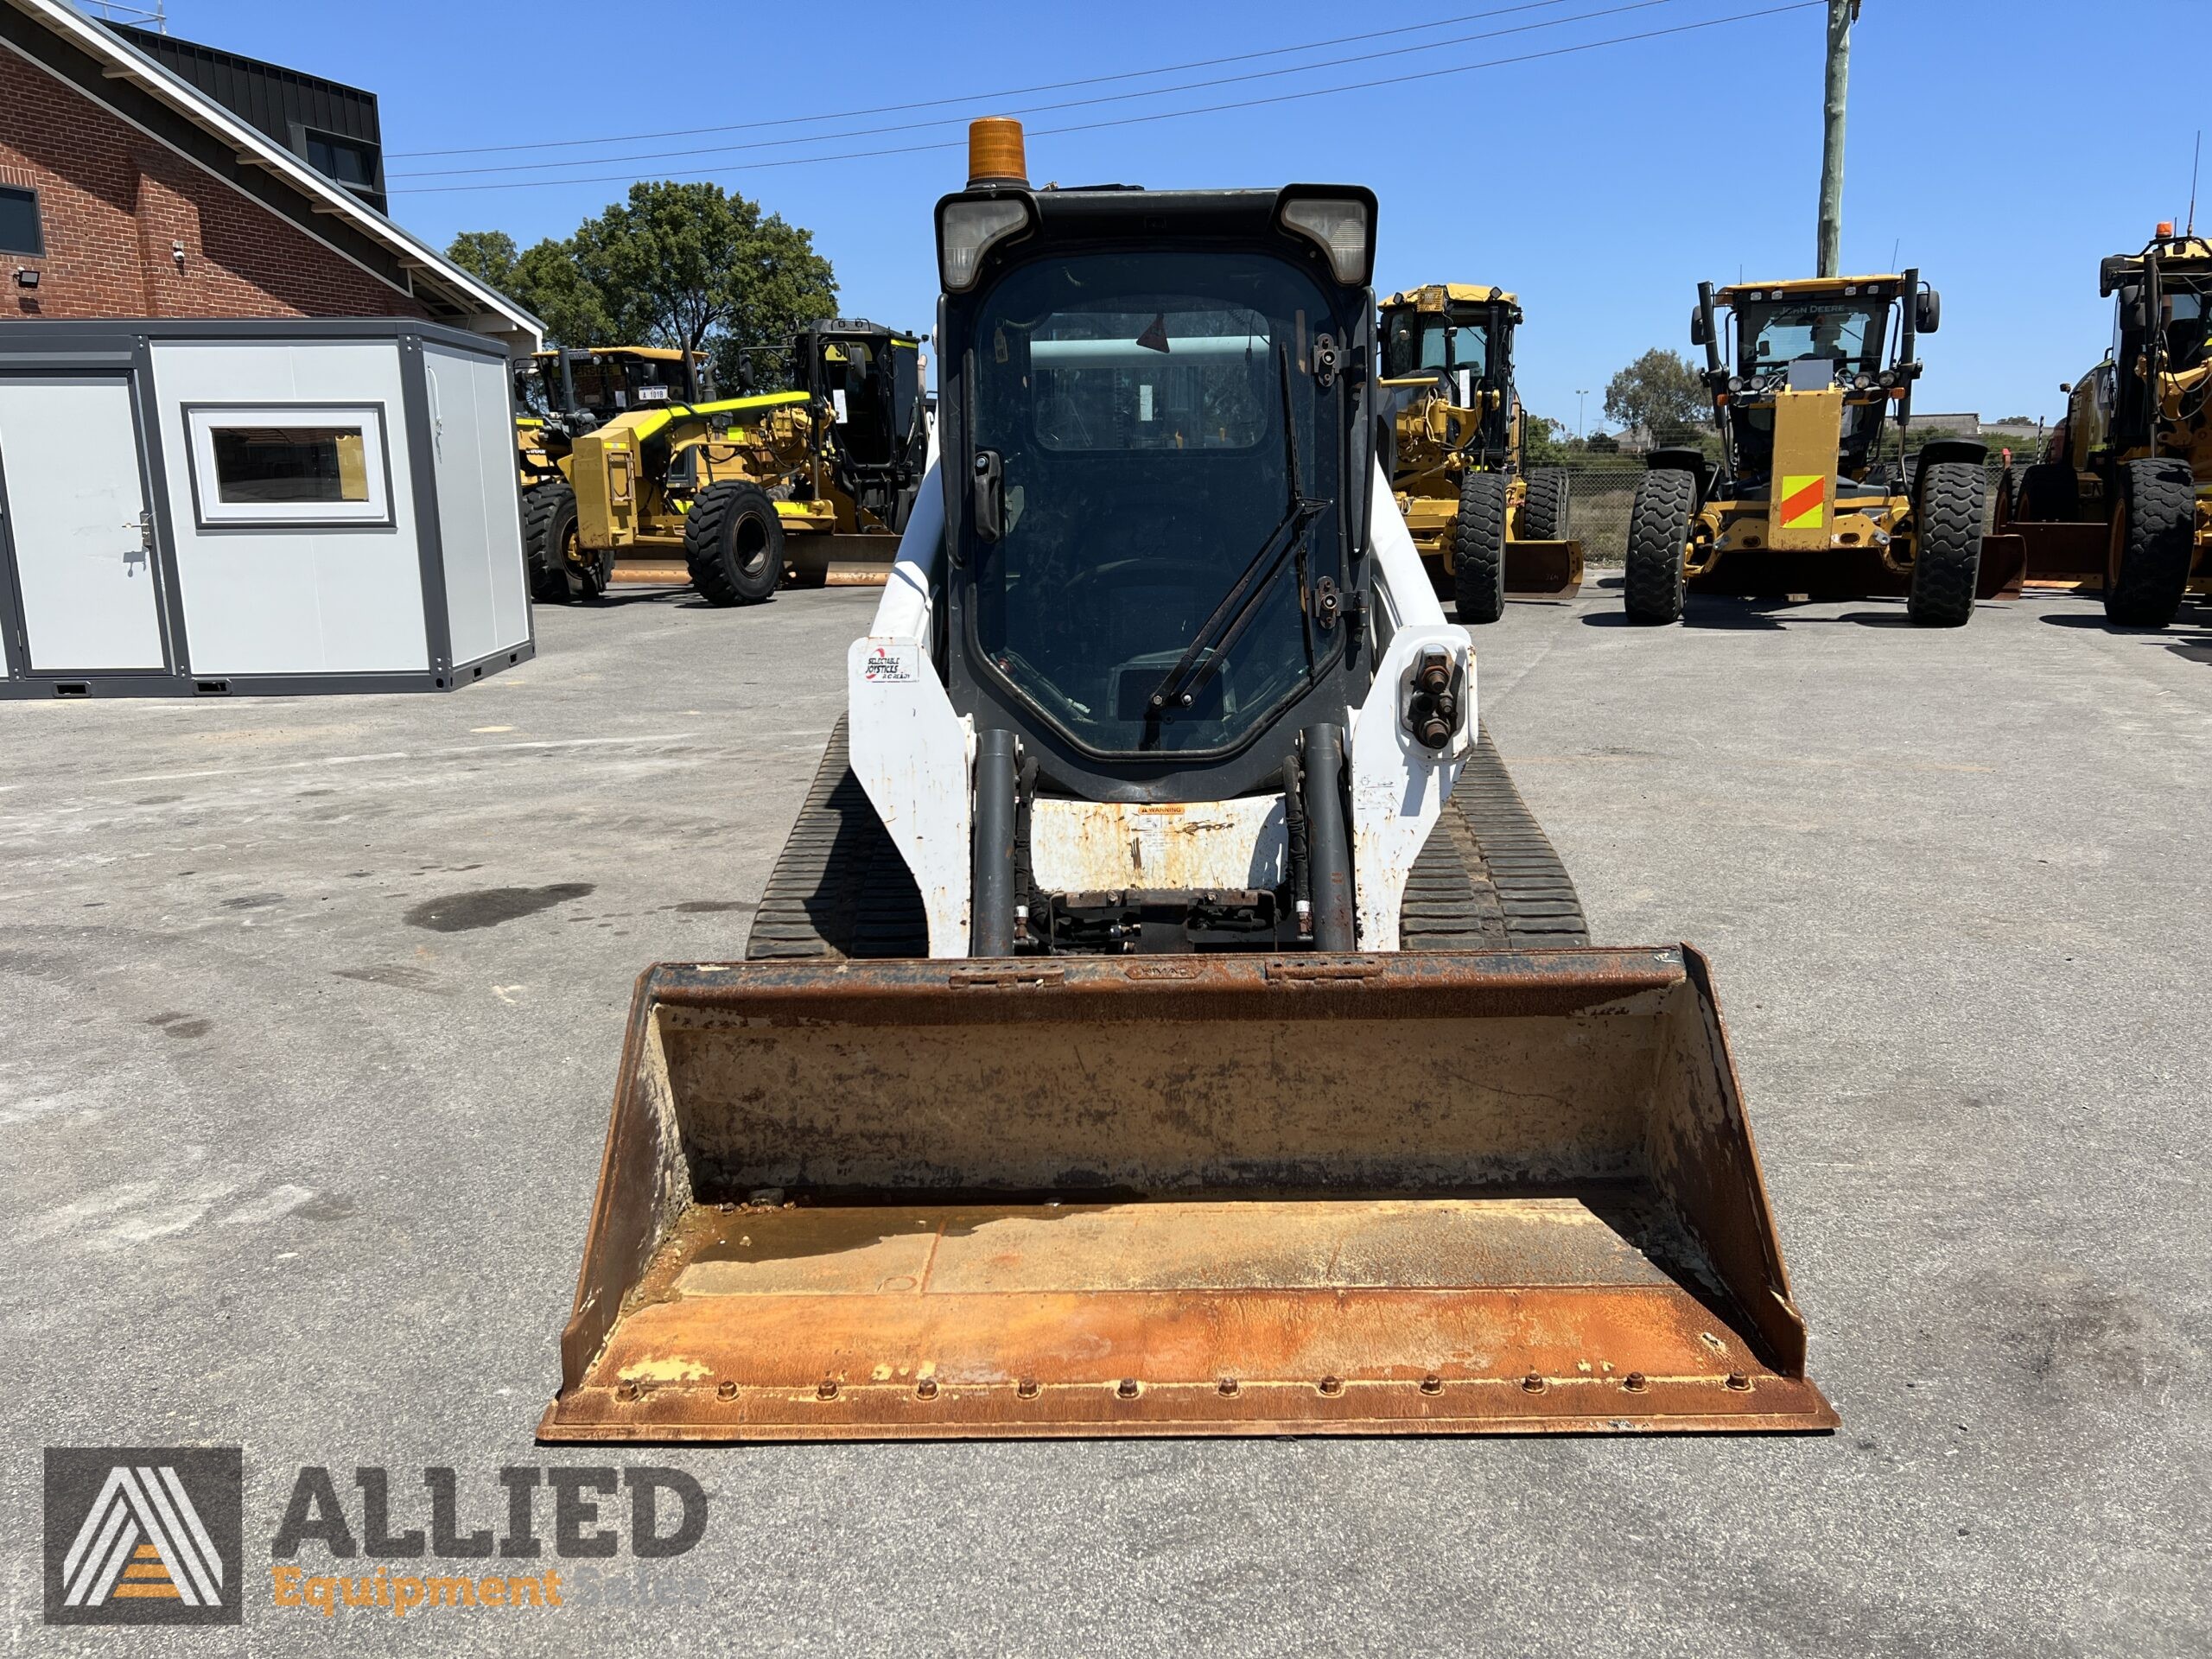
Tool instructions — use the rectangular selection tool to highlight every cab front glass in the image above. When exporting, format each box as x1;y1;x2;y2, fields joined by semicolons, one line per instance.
1382;308;1491;381
1737;297;1888;372
966;249;1347;759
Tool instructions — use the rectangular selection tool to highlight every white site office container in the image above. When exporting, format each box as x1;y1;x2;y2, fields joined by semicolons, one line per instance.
0;318;532;697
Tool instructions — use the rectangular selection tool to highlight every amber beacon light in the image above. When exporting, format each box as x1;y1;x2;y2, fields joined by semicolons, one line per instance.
967;118;1029;189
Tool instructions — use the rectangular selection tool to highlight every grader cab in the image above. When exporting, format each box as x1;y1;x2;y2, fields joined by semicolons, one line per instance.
1377;284;1580;623
1624;271;2013;626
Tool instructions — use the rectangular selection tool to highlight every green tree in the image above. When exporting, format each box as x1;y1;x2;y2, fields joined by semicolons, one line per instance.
1603;348;1711;445
446;181;836;377
445;230;518;294
512;238;613;347
1520;410;1569;468
571;181;836;389
444;230;610;345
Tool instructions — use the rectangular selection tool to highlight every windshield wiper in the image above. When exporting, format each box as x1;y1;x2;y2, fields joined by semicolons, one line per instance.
1141;342;1324;738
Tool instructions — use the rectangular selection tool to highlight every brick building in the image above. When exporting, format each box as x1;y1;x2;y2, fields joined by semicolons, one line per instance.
0;0;535;348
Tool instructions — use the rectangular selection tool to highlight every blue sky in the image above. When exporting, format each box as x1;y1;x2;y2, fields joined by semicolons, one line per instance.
149;0;2206;432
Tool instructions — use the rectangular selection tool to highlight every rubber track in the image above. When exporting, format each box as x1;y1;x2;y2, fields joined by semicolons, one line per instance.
747;721;1586;957
1402;726;1588;950
744;717;926;960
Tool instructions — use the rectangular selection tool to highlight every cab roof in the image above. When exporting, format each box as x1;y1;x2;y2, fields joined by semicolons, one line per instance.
530;346;701;364
1382;283;1521;316
1718;275;1905;302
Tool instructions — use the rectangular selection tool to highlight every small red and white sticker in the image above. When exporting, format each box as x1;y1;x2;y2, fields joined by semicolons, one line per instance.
861;645;918;684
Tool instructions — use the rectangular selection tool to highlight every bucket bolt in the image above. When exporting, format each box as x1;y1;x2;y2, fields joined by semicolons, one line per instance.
1419;1374;1444;1396
716;1380;739;1401
1016;1377;1039;1400
1521;1373;1548;1395
916;1378;939;1401
817;1378;840;1401
1623;1372;1649;1395
1725;1371;1753;1392
1217;1376;1241;1397
1116;1378;1141;1401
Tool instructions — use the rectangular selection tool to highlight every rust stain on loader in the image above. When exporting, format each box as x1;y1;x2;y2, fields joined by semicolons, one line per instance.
541;948;1835;1441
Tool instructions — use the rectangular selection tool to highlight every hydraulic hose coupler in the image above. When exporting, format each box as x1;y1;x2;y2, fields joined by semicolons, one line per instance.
1408;647;1459;752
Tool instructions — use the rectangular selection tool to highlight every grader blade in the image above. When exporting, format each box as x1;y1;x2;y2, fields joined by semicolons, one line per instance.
1504;537;1585;598
541;949;1834;1441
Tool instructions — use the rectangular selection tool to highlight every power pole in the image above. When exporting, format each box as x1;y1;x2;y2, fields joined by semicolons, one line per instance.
1817;0;1859;277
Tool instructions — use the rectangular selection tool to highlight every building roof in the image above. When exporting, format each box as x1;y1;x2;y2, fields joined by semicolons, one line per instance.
0;0;539;348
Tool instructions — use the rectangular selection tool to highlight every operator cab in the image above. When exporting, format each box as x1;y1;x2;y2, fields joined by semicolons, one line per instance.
790;320;931;527
1378;285;1519;467
1699;276;1937;489
2100;234;2212;454
935;165;1378;804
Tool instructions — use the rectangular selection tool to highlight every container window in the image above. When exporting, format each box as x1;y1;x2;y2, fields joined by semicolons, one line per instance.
185;404;391;528
0;185;42;257
211;424;369;504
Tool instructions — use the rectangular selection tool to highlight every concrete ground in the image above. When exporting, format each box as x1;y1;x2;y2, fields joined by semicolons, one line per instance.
3;576;2207;1656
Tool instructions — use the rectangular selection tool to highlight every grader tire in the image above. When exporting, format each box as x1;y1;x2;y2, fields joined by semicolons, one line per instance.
2104;458;2196;628
1906;461;1985;627
1519;468;1570;541
523;482;587;603
1452;472;1510;625
685;480;785;607
1624;468;1694;624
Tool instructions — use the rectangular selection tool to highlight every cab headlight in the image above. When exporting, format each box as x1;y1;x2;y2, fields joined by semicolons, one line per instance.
938;197;1032;292
1278;193;1375;286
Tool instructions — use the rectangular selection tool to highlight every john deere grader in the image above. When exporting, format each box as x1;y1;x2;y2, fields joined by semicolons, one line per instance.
2002;225;2212;627
1377;284;1580;624
537;120;1834;1444
1624;271;2015;626
518;322;930;605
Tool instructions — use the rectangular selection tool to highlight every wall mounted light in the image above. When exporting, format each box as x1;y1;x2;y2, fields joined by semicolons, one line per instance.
13;268;37;289
171;239;186;273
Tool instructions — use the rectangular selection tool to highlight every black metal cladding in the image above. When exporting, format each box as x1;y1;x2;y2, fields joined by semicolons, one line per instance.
933;185;1380;805
116;25;386;213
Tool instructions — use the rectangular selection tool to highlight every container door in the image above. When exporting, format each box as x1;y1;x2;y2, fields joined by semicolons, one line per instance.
0;375;166;671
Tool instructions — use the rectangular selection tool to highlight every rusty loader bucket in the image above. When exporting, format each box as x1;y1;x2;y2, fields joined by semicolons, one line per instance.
541;949;1834;1441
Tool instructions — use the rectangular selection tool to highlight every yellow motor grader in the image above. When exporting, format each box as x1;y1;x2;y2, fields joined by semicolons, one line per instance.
2002;225;2212;627
512;346;710;599
537;118;1834;1446
520;324;930;606
1624;270;2012;626
1378;284;1580;623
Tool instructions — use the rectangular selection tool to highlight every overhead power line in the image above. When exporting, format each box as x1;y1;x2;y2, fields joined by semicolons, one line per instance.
392;0;1673;182
386;0;1586;161
391;3;1818;197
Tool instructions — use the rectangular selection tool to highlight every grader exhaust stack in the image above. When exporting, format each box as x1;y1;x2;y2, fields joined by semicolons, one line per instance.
541;951;1832;1440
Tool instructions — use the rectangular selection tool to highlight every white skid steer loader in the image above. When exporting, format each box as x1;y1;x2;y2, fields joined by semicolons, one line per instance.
538;120;1834;1444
